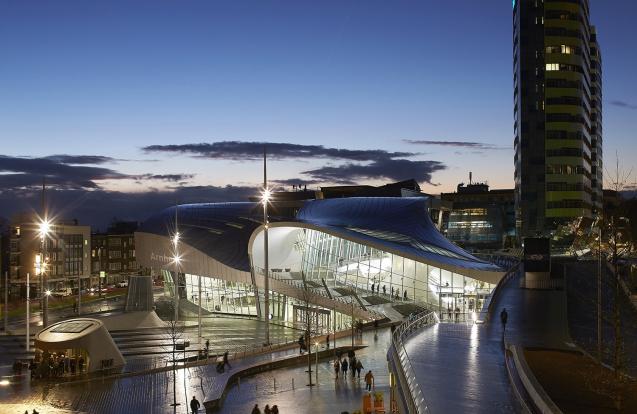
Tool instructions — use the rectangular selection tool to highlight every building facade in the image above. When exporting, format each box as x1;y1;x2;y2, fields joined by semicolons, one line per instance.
136;198;504;330
514;0;602;236
8;213;91;297
441;183;516;250
91;222;139;285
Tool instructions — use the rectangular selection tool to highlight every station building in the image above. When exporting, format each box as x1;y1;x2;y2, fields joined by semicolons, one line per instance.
136;197;504;331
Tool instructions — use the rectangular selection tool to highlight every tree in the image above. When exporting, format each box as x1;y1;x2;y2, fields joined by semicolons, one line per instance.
163;302;185;411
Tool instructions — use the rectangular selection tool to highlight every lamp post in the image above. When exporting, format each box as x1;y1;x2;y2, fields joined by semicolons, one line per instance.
38;219;51;327
314;341;319;384
26;272;30;353
262;148;271;346
172;232;181;324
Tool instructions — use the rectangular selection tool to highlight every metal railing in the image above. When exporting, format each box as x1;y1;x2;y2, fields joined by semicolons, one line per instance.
389;309;439;414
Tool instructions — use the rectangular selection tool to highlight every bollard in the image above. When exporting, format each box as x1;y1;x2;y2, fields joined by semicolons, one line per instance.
292;378;295;390
274;377;276;391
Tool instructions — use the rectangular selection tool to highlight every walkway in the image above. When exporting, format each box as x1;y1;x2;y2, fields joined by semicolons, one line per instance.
0;326;380;413
402;268;574;413
221;329;393;413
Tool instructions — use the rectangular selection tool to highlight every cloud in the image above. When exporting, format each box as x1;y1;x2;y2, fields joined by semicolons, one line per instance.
0;155;193;191
138;174;195;182
403;139;508;150
609;100;637;110
143;141;416;161
0;185;258;231
43;155;118;165
302;159;445;185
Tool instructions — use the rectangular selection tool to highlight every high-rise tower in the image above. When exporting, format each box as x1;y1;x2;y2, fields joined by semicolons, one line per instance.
513;0;602;236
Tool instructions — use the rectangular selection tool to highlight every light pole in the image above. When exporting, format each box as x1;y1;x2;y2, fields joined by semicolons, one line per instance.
4;271;8;332
172;232;181;324
26;272;30;353
38;219;51;327
262;148;271;346
314;341;319;384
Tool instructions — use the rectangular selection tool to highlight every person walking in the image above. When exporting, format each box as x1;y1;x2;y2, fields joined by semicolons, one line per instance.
382;285;386;295
251;404;261;414
364;370;374;391
298;334;306;354
500;308;508;338
341;358;348;378
264;404;272;414
356;359;363;378
371;282;375;293
326;334;330;349
334;359;340;379
271;405;279;414
349;356;357;378
190;396;201;414
223;350;231;369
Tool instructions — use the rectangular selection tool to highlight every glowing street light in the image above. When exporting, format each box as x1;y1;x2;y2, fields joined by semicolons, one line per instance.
45;289;51;297
262;149;271;346
38;219;51;240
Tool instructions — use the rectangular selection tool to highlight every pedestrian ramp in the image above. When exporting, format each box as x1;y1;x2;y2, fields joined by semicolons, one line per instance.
125;275;154;312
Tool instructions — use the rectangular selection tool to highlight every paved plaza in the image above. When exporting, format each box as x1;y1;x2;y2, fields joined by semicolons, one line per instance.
0;317;391;414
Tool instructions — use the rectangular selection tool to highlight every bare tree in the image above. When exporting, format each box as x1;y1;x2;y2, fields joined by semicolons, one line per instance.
163;302;185;411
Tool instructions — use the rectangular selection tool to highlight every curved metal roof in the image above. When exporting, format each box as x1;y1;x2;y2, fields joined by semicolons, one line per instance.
296;197;500;272
138;197;501;274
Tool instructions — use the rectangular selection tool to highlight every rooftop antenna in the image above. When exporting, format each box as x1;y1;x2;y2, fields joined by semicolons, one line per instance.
469;171;472;185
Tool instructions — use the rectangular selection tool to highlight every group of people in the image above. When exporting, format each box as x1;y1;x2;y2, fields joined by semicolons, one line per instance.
368;283;408;300
251;403;280;413
20;351;85;379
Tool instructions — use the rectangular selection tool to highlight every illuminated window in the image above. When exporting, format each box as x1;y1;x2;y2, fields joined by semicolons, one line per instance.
561;45;572;54
546;63;560;71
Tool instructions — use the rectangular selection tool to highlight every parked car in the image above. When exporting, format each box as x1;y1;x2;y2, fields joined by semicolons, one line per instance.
52;288;72;297
117;280;129;288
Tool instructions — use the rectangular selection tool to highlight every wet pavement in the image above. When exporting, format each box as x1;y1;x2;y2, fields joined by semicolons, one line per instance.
0;322;387;413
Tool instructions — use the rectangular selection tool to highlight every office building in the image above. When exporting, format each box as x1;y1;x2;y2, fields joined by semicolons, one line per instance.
91;221;139;285
8;213;91;297
514;0;602;236
441;182;516;249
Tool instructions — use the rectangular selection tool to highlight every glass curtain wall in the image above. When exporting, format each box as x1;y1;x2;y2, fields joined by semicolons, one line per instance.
183;273;258;316
300;229;495;319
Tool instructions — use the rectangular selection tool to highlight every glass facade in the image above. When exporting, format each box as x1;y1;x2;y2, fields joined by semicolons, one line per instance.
298;229;495;320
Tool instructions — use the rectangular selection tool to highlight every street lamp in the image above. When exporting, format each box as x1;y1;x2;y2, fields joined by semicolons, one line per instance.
262;185;271;346
37;219;51;327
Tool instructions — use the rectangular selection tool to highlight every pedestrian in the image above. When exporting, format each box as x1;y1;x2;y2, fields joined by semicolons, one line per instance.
251;404;261;414
350;356;357;377
371;282;375;293
500;308;508;335
364;370;374;391
333;359;340;379
271;405;279;414
78;356;84;373
341;358;348;378
264;404;272;414
298;334;306;354
73;300;78;314
390;286;393;297
326;334;330;349
382;285;386;295
190;396;201;414
373;319;379;336
403;290;408;300
356;359;363;378
223;350;231;369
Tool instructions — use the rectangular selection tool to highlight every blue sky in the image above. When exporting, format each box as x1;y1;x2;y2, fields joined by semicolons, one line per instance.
1;0;636;226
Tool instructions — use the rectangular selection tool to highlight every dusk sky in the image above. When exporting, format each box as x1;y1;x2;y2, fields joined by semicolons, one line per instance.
1;0;636;227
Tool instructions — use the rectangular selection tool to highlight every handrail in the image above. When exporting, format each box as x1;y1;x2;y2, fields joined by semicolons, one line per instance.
389;310;439;413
